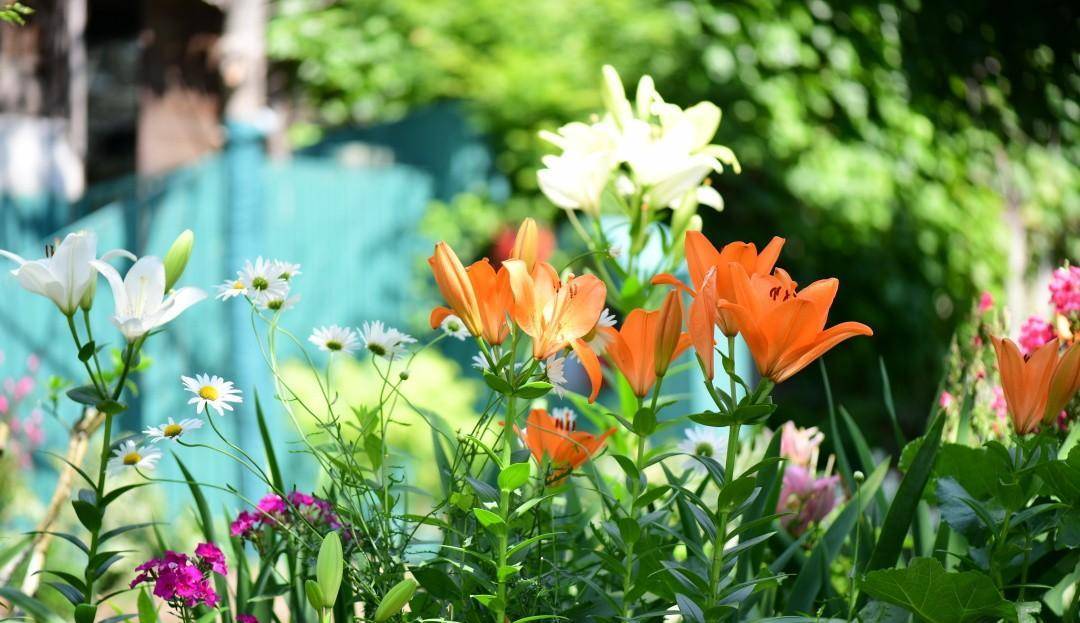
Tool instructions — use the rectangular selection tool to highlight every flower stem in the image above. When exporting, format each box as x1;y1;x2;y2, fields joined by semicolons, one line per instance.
494;391;516;623
707;336;741;610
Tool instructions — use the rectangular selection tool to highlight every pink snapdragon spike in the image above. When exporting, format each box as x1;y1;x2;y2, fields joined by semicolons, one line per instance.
938;391;955;410
1018;315;1054;356
1049;266;1080;315
978;291;994;314
777;465;840;535
131;547;226;611
779;421;824;468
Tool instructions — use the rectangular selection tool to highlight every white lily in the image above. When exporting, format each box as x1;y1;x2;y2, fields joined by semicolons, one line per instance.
90;256;206;342
0;231;134;315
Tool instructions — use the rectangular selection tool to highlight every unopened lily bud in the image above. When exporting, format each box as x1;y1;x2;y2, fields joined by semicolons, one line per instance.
304;579;325;610
655;290;684;377
634;74;656;118
601;65;632;128
510;218;538;272
374;578;418;622
162;229;194;292
428;242;481;336
80;274;96;311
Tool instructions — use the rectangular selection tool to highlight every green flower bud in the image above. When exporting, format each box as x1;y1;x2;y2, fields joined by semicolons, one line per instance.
305;578;325;611
374;578;418;622
162;229;194;291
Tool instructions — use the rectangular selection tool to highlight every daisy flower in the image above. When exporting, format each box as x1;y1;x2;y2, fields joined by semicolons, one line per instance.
678;426;728;474
439;314;470;341
270;260;302;281
239;257;289;306
586;308;618;355
182;374;244;416
107;440;162;475
144;417;203;443
544;356;568;397
215;278;248;301
309;325;360;354
471;352;491;371
265;294;300;312
360;321;417;361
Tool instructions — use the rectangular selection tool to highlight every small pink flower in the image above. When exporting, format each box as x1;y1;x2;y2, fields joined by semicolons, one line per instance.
978;291;994;314
779;422;824;468
13;376;33;401
237;615;259;623
257;493;287;515
1018;316;1054;355
22;411;44;446
230;511;260;538
0;395;8;415
288;491;316;506
194;542;228;576
777;465;840;535
26;354;39;373
1049;266;1080;315
938;391;955;410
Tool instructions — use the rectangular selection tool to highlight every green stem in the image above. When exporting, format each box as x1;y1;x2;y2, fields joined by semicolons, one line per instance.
66;314;105;397
494;392;517;623
708;336;741;609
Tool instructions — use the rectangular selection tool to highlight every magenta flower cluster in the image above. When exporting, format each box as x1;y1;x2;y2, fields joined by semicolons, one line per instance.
1049;265;1080;315
130;543;227;609
1018;315;1055;356
777;465;840;535
231;491;343;541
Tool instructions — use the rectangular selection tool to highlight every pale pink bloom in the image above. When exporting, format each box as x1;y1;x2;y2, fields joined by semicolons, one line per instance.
23;410;44;446
990;386;1007;421
978;291;994;314
1017;315;1054;356
779;421;824;468
777;465;840;535
0;395;8;415
938;391;954;410
1048;266;1080;315
13;376;33;401
26;354;39;373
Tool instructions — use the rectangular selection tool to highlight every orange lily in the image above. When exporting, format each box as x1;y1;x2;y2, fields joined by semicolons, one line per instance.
510;218;540;272
606;303;692;398
428;243;513;345
992;337;1080;434
514;408;614;478
654;232;785;378
504;259;607;401
718;263;873;383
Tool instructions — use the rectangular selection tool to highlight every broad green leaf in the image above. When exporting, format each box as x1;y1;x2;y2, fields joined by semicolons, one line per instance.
472;508;505;528
137;588;158;623
498;462;531;491
859;558;1016;623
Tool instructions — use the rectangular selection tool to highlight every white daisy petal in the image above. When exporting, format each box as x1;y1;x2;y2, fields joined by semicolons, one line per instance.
309;325;360;354
181;373;244;417
144;417;203;443
360;321;416;361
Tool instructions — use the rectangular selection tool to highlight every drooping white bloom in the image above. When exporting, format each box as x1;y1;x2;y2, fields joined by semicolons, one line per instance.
0;231;134;315
90;256;206;342
181;374;244;416
309;325;360;354
107;440;162;475
544;355;568;397
238;257;289;306
215;278;248;301
265;294;301;313
360;321;416;361
537;120;621;216
439;314;470;341
144;417;203;443
678;426;728;474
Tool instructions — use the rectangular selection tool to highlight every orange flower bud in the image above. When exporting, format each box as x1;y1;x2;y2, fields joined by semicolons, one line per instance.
655;290;683;377
510;218;540;273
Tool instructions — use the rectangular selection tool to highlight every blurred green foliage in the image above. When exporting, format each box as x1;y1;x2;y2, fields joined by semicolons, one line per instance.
269;0;1078;437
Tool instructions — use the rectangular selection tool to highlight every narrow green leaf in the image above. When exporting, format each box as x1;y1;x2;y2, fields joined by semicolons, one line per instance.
254;391;285;492
866;410;945;572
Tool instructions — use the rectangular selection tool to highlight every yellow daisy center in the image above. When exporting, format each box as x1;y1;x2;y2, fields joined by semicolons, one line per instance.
123;452;142;465
199;385;219;401
232;280;244;290
163;423;184;438
326;340;342;351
